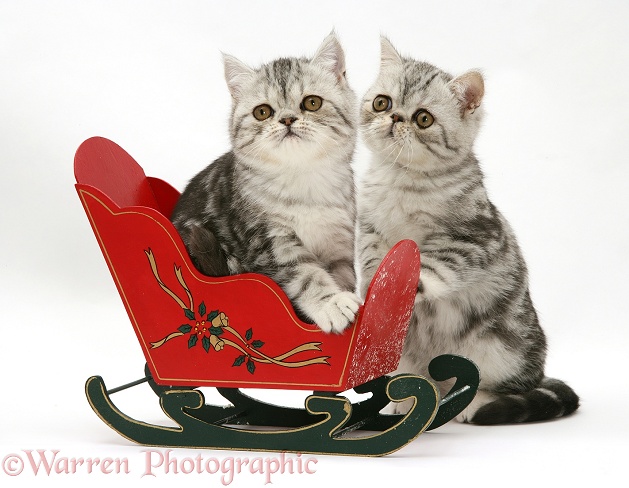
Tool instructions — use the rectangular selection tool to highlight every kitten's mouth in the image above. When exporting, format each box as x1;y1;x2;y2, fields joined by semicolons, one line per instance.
281;128;301;141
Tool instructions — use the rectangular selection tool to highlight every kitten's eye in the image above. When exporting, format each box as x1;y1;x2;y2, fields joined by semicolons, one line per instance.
414;109;434;129
253;104;274;121
302;95;323;112
373;95;392;112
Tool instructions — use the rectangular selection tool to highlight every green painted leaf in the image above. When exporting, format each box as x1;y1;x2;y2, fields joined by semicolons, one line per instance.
199;301;206;317
184;309;195;320
202;335;211;353
188;334;198;348
245;328;253;341
251;340;265;349
178;324;192;334
207;310;219;321
246;358;256;374
209;327;223;336
232;355;246;367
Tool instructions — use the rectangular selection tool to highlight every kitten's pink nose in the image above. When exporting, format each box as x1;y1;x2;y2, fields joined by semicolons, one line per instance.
280;117;298;126
391;113;404;123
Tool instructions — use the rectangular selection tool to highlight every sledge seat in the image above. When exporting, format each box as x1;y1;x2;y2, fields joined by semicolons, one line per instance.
75;137;420;392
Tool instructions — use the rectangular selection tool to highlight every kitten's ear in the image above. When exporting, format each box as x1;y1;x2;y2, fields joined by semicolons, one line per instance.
449;70;485;116
312;32;347;82
223;53;254;98
380;36;403;70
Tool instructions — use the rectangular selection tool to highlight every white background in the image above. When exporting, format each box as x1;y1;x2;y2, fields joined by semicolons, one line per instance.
1;0;628;486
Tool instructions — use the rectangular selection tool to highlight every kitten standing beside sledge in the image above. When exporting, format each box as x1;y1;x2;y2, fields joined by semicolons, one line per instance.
357;37;579;424
171;33;361;333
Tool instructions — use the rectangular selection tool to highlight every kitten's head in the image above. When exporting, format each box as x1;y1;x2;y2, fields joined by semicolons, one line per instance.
361;37;484;171
223;33;357;169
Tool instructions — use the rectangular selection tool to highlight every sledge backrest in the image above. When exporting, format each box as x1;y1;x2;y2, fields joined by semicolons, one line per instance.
75;136;162;212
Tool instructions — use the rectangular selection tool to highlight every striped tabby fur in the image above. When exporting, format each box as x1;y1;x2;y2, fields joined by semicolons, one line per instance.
357;37;579;424
171;33;361;333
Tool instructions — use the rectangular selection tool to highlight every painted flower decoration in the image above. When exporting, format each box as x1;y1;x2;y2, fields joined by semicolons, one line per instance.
145;249;329;374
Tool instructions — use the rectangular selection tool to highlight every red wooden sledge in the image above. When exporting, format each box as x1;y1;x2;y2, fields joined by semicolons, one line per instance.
76;137;479;456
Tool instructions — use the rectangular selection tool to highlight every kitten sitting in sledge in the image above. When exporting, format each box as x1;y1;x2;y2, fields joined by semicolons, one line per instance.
172;33;361;334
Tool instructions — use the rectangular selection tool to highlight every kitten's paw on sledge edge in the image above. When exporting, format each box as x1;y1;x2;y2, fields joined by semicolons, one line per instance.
313;292;362;334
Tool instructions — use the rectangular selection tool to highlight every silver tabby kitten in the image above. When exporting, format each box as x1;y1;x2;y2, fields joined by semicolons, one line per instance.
171;33;361;333
358;37;579;424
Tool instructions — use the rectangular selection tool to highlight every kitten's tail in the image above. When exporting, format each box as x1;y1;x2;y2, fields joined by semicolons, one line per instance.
179;224;230;277
469;377;579;425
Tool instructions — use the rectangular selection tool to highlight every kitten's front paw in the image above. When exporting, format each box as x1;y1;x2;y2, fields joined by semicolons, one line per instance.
416;274;448;301
314;292;362;334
